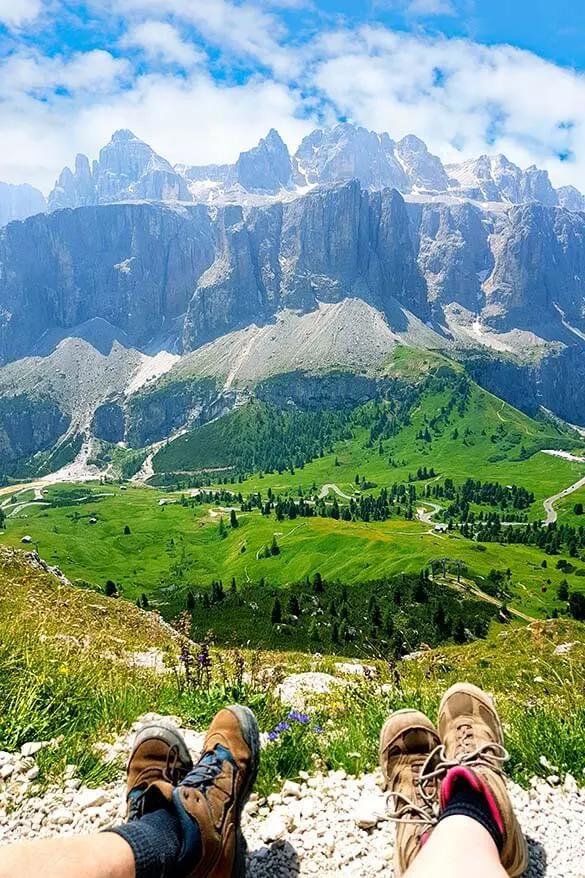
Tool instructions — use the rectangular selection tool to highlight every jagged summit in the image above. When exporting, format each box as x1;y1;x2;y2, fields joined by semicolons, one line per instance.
40;121;585;216
110;128;140;143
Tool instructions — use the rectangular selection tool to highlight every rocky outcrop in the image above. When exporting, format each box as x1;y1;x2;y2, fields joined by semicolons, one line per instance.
0;183;46;227
125;378;225;447
256;371;382;410
463;346;585;426
0;395;69;462
48;130;191;210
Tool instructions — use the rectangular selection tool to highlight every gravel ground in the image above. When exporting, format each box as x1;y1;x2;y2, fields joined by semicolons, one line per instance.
0;716;584;877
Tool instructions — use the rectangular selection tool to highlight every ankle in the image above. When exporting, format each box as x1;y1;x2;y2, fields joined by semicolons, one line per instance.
439;767;504;852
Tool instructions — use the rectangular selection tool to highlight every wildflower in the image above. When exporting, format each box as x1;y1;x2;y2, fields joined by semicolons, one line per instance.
287;711;310;724
58;665;69;674
275;721;290;733
312;726;324;734
267;731;279;742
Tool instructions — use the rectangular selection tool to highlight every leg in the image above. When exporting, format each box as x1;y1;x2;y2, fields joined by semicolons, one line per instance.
0;833;135;878
403;815;507;878
0;706;259;878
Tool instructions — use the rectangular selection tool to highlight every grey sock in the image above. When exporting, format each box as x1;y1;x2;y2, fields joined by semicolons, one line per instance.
107;808;182;878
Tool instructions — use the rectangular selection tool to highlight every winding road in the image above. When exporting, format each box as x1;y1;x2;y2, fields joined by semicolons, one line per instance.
540;449;585;524
542;475;585;524
318;483;354;501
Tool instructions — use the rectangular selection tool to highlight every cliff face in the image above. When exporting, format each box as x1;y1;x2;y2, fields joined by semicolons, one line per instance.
3;185;585;366
0;203;215;363
0;396;69;461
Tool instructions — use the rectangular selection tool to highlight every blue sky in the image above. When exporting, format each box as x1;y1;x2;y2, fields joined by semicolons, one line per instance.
2;0;585;192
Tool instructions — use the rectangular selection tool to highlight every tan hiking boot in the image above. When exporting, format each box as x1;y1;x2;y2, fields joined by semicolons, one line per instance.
172;704;260;878
437;682;528;878
126;718;193;820
379;708;442;877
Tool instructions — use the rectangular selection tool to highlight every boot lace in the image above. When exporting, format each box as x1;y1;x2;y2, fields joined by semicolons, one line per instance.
180;748;227;793
385;740;509;826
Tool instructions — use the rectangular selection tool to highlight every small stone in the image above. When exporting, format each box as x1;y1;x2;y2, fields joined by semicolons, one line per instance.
1;765;14;780
282;780;302;798
50;808;74;825
260;814;289;843
355;795;387;830
76;789;109;810
20;742;46;758
546;775;560;786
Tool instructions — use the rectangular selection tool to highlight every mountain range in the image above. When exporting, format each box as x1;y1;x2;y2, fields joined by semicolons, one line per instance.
3;124;585;224
1;122;585;474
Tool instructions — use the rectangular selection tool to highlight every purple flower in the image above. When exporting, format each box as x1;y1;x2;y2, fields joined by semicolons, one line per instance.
275;722;291;733
267;731;279;742
288;711;310;725
312;725;324;734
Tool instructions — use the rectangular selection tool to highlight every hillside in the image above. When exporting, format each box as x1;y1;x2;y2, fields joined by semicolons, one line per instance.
0;546;583;792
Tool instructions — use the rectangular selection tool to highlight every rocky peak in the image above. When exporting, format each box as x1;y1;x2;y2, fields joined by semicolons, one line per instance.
230;128;293;194
394;135;450;191
294;123;408;191
48;131;191;210
557;185;585;212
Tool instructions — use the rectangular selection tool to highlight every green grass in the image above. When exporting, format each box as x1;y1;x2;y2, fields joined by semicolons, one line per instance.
1;546;584;793
2;482;584;622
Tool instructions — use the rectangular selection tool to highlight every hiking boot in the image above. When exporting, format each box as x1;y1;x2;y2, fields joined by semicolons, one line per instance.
172;704;260;878
379;709;441;877
126;718;193;820
437;682;528;877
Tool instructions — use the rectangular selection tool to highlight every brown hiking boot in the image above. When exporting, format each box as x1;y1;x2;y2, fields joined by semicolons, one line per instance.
172;704;260;878
379;709;442;877
437;683;528;877
126;718;193;820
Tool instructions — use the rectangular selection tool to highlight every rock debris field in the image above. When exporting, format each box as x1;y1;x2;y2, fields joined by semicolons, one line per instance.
1;715;584;877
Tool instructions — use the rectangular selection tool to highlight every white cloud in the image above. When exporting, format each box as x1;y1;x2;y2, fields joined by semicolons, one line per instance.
0;50;130;98
408;0;455;15
311;26;585;188
120;21;205;67
109;0;297;76
0;0;42;27
5;3;585;196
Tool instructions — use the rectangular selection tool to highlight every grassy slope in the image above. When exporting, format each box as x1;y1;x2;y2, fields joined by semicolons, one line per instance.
1;482;583;620
153;362;583;513
1;547;584;789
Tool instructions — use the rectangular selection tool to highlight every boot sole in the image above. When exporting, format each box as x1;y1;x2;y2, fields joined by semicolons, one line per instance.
438;682;505;745
225;705;260;878
130;718;193;772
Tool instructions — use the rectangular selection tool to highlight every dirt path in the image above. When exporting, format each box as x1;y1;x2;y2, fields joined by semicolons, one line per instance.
416;502;442;524
319;483;354;501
